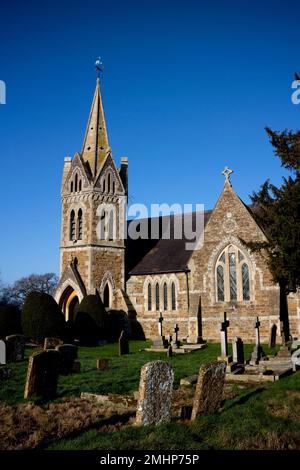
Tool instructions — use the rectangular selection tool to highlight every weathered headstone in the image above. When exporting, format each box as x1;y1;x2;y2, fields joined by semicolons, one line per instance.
97;358;109;370
44;337;63;350
167;345;173;358
24;350;61;400
250;317;264;365
191;362;226;420
135;360;174;426
119;330;129;356
55;344;78;375
268;324;277;348
0;340;6;365
5;334;26;361
218;312;232;362
232;337;244;364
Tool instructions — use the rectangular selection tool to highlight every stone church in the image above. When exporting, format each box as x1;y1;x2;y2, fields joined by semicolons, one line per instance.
54;77;300;343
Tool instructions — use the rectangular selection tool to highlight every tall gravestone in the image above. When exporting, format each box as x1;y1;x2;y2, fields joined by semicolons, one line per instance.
218;312;232;362
268;324;277;348
55;344;78;375
135;360;174;426
0;340;6;365
191;362;226;420
24;350;61;399
174;324;180;349
250;317;264;365
151;312;167;349
119;330;129;356
232;337;244;364
5;334;26;361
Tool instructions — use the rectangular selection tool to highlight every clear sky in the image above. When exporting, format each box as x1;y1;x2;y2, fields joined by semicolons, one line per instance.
0;0;299;284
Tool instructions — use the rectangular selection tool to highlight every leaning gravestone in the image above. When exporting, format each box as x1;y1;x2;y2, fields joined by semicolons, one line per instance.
191;361;226;420
55;344;78;375
44;337;63;350
119;330;129;356
268;324;277;348
135;360;174;426
0;340;6;365
24;350;61;400
5;334;26;361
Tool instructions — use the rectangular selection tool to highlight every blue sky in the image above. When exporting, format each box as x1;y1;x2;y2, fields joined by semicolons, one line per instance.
0;0;299;284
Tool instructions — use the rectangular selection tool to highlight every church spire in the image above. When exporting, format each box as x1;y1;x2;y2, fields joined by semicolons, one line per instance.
81;61;110;177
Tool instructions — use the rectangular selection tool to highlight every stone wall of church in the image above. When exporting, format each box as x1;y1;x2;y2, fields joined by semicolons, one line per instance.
126;272;192;341
189;183;283;343
288;290;300;339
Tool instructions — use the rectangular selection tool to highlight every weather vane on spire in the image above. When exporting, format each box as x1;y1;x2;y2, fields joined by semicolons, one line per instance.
95;57;104;78
222;166;233;183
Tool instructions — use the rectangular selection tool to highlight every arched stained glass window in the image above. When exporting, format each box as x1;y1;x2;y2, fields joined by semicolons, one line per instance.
163;283;168;310
242;263;250;300
155;283;160;311
216;245;251;302
171;282;176;310
217;265;225;301
147;283;152;311
77;209;83;240
70;210;75;241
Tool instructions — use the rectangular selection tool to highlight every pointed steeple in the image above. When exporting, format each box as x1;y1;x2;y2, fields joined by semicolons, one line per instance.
81;77;110;177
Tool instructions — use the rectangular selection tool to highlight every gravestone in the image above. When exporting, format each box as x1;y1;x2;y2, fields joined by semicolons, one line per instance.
232;337;244;364
119;330;129;356
218;312;232;363
250;317;264;365
174;324;180;348
135;360;174;426
0;340;6;365
5;334;26;361
24;350;61;400
44;337;63;350
268;324;277;348
55;344;78;375
151;312;167;349
97;358;109;370
72;360;81;373
191;362;226;420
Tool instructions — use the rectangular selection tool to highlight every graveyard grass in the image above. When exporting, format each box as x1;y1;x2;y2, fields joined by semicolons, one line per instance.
1;341;300;450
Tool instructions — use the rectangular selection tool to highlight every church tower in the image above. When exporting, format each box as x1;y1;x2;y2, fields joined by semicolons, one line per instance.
55;69;128;320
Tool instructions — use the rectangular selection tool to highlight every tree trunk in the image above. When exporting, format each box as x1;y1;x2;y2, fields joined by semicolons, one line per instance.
279;279;290;344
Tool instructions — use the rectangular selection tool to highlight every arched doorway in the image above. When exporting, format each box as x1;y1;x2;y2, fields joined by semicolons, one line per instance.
59;286;79;322
103;283;111;309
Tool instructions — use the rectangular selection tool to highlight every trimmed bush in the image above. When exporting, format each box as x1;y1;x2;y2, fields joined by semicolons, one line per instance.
22;291;66;343
106;309;130;342
0;304;22;338
74;294;108;345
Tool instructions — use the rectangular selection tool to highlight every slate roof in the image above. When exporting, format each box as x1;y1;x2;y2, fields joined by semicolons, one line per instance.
126;211;212;276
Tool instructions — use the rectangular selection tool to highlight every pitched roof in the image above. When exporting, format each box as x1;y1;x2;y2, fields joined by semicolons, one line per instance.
126;211;212;276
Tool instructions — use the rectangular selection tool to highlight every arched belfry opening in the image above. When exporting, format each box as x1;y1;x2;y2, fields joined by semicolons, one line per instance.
59;286;79;322
103;283;111;309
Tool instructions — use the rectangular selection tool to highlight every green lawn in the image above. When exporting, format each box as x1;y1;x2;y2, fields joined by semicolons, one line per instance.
2;340;300;450
0;341;279;404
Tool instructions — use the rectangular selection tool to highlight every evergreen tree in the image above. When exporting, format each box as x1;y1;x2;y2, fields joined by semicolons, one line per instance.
245;128;300;342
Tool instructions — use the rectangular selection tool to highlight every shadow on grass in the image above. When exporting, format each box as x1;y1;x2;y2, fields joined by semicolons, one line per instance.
223;387;265;411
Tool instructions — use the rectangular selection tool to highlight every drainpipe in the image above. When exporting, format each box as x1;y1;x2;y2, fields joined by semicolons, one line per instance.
185;266;190;312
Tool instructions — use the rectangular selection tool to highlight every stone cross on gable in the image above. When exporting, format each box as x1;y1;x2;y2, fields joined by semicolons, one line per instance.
158;311;164;337
222;166;233;184
254;316;261;346
219;312;230;357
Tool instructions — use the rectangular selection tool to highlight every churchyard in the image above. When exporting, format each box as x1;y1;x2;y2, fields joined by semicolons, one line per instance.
1;336;300;450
